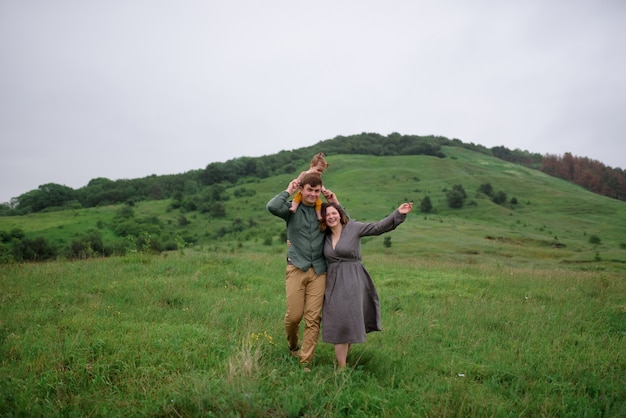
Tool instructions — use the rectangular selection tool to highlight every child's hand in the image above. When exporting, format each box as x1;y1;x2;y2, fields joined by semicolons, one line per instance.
286;179;300;195
322;188;337;203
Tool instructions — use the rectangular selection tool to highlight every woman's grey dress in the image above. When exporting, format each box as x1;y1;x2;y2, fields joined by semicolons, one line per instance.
322;209;406;344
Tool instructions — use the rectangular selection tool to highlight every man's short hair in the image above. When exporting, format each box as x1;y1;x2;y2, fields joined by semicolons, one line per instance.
300;173;323;188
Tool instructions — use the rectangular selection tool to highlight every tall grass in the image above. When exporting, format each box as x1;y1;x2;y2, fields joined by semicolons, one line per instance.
1;247;624;417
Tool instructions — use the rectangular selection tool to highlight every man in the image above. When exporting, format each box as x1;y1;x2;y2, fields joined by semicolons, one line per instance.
266;172;343;370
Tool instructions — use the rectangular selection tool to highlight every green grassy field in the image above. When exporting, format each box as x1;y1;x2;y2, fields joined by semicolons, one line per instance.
1;248;624;417
1;147;626;416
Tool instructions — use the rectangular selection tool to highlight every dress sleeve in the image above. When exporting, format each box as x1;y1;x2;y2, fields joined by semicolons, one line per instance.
356;209;406;237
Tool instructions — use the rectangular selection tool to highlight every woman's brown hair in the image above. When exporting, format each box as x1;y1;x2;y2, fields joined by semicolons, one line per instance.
319;203;348;232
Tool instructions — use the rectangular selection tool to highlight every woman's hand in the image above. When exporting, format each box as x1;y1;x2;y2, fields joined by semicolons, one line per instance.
398;202;413;214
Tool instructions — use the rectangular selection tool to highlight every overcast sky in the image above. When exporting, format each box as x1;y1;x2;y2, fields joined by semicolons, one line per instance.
2;1;625;204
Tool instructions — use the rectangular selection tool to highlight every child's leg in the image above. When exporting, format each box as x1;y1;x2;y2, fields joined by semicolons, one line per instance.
290;191;303;212
315;197;323;220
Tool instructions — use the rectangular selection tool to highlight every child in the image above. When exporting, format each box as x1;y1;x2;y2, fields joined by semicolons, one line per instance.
290;152;329;220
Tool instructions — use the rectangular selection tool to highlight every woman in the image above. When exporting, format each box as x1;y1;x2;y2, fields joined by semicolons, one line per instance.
320;201;413;369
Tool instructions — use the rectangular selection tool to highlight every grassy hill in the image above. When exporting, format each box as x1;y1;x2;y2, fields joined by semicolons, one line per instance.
2;146;626;416
1;146;625;270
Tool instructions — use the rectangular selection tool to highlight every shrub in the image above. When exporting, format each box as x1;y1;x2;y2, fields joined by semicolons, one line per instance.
9;228;25;241
210;202;226;218
0;230;11;243
67;230;106;259
420;196;433;213
0;244;15;264
182;199;197;212
137;232;163;253
12;236;57;262
446;185;466;209
492;190;508;205
478;182;494;196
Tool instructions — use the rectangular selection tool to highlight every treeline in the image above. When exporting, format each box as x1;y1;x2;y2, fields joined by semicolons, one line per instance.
0;133;446;215
486;146;625;201
1;132;624;216
197;132;446;187
540;153;626;200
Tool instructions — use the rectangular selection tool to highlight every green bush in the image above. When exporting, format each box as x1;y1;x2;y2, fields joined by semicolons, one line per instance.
589;234;602;245
478;182;494;196
12;236;57;262
420;196;433;213
492;190;508;205
446;185;466;209
67;229;107;259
